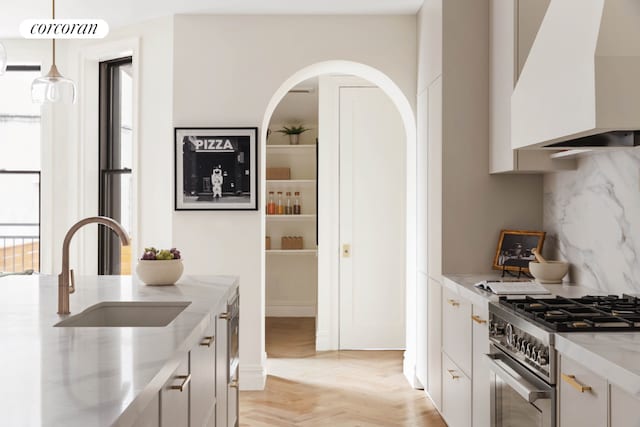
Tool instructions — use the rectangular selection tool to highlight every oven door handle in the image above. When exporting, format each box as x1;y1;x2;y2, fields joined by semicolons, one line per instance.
485;353;551;403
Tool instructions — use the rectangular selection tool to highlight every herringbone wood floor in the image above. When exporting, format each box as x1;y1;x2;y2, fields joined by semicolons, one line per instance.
240;317;446;427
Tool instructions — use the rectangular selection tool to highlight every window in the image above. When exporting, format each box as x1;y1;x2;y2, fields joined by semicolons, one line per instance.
99;57;133;275
0;66;41;273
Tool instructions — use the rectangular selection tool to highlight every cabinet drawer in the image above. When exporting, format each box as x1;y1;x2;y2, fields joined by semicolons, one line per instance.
442;286;472;376
160;353;190;427
442;352;471;427
610;384;640;427
558;354;607;427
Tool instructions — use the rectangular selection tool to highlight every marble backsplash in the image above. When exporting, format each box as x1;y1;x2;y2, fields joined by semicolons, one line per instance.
543;149;640;294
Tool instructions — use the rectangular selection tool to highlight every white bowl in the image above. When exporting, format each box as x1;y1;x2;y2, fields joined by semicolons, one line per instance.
136;259;184;286
529;261;569;284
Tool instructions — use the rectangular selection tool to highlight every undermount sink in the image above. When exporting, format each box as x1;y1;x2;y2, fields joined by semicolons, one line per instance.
55;301;191;327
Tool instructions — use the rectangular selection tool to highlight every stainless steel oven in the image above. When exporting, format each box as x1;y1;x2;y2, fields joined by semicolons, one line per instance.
487;345;554;427
227;292;239;380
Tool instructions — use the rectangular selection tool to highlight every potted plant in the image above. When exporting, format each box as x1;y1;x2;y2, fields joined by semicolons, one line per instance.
136;247;184;285
276;125;310;145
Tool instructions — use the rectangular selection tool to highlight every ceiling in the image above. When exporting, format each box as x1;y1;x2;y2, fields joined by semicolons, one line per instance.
0;0;424;38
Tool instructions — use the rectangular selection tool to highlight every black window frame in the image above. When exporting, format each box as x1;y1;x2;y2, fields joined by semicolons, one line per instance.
98;56;133;275
0;65;42;272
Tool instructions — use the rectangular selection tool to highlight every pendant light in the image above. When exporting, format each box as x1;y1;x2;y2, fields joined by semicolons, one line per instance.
31;0;76;104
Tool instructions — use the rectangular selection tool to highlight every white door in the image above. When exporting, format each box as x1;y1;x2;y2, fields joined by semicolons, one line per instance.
338;86;405;349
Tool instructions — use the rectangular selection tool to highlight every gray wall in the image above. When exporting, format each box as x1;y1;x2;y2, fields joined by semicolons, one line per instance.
544;150;640;293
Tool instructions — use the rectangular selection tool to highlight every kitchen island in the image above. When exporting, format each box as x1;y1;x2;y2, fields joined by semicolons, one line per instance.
0;274;238;427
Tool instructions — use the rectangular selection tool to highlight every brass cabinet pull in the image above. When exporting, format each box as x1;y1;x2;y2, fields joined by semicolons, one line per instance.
447;369;459;380
229;380;239;388
219;312;231;320
447;299;460;307
472;315;487;324
200;336;214;347
561;374;592;393
170;374;192;392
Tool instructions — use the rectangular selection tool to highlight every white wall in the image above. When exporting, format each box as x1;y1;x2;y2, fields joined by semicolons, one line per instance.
172;14;416;390
50;17;174;275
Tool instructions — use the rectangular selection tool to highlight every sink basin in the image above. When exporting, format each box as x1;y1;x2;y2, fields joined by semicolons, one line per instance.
55;301;191;327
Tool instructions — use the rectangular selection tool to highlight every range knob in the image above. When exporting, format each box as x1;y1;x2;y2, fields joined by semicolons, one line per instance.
537;351;549;366
505;323;513;343
525;344;533;358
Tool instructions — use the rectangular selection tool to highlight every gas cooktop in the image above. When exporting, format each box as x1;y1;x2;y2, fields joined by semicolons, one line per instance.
498;294;640;332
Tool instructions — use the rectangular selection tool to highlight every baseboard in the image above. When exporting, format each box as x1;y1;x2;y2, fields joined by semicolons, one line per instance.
239;364;266;391
266;303;316;317
315;329;331;351
403;350;421;389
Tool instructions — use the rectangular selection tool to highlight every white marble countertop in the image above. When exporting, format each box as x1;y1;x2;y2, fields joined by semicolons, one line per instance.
555;333;640;398
0;274;238;427
443;273;640;399
442;273;597;306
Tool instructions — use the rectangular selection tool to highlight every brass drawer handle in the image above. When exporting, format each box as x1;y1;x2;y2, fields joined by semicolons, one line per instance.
447;299;460;307
200;336;214;347
170;374;192;392
472;315;487;324
229;380;239;388
219;312;231;320
561;374;592;393
447;369;459;380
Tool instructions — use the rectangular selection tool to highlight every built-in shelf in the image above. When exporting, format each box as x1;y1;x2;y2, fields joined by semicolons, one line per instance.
266;214;316;221
266;179;316;185
266;144;316;150
266;249;317;254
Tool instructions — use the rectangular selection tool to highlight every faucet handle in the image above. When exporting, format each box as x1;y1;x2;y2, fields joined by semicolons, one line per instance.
69;269;76;294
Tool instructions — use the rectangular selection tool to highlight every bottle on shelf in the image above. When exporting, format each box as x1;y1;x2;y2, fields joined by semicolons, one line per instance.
285;191;293;215
293;191;301;215
277;191;284;215
267;191;276;215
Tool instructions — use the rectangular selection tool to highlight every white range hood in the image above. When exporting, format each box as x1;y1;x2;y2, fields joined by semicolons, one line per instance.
511;0;640;149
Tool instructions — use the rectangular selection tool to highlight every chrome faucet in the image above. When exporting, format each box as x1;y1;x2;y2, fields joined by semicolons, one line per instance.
58;216;131;314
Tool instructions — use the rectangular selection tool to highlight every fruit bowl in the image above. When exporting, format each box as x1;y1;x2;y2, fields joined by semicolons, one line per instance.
136;247;183;286
136;259;184;286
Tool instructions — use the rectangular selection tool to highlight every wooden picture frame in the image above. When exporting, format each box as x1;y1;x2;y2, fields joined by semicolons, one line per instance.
493;229;546;272
175;127;258;211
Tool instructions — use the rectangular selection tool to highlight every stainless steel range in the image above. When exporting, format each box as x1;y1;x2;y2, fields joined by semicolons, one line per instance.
487;294;640;427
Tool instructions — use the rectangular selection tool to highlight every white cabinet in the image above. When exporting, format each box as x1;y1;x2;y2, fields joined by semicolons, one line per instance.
160;353;190;427
489;0;574;173
610;384;640;427
558;353;607;427
442;286;472;377
136;394;160;427
442;352;471;427
216;309;230;427
427;277;443;409
191;318;216;427
471;303;490;427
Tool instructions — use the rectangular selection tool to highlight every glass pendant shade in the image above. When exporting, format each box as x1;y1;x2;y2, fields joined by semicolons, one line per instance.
0;42;7;75
31;64;77;104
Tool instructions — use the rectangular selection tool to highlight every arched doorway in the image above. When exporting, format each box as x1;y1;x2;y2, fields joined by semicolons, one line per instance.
260;60;418;384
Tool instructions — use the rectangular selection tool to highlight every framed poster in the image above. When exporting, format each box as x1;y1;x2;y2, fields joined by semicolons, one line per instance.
175;127;258;210
493;229;546;272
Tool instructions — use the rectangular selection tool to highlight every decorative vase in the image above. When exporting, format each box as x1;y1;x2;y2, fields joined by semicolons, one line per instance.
289;134;300;145
136;259;184;286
